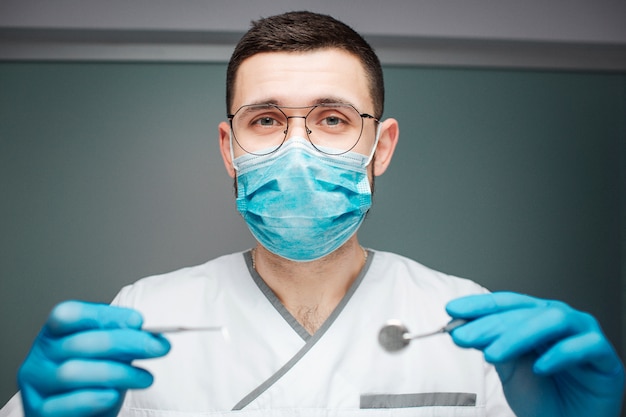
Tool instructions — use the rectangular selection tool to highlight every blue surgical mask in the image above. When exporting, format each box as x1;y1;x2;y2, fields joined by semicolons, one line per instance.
233;136;376;262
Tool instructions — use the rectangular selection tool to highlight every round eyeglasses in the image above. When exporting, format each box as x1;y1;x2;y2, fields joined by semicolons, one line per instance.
228;103;379;156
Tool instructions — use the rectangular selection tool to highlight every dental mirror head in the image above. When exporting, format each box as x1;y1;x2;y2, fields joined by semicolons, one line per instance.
378;320;411;352
378;318;468;353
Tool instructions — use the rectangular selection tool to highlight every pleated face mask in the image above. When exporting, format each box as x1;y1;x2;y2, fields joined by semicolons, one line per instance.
233;136;375;262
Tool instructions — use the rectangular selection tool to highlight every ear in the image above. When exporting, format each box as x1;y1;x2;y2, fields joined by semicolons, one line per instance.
218;121;236;178
372;118;399;176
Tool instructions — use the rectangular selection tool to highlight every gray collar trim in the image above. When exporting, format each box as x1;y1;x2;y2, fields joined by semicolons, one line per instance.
235;249;375;410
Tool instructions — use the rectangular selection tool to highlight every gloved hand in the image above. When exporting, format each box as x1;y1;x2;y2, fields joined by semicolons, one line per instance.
446;292;625;417
18;300;171;417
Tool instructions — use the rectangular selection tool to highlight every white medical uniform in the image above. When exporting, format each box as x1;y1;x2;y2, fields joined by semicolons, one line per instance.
0;250;515;417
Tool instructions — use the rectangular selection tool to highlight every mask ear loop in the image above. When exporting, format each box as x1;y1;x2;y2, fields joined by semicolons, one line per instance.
364;123;382;166
229;128;240;172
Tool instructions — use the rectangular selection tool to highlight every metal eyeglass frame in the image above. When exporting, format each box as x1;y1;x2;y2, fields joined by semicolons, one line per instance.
227;102;380;156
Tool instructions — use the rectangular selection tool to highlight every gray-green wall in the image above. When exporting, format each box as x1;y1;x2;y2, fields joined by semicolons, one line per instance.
1;62;624;405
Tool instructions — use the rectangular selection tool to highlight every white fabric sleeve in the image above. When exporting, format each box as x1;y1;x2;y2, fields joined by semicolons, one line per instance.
0;392;24;417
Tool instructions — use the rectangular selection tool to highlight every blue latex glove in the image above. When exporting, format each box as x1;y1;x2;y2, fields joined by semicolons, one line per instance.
446;292;625;417
18;300;171;417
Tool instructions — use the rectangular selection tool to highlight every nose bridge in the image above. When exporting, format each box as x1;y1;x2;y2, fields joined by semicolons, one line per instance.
285;115;311;138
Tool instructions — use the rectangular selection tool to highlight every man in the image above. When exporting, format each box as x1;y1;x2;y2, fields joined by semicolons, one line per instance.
1;10;624;417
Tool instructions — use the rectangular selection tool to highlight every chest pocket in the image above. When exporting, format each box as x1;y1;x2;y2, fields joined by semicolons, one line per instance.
358;392;482;417
360;392;476;408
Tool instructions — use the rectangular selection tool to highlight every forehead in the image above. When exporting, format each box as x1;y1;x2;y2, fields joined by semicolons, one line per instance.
232;49;372;111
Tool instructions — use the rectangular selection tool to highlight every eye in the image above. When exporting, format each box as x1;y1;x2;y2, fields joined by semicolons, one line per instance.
322;116;343;126
247;109;285;129
253;116;279;127
310;105;359;130
315;111;350;128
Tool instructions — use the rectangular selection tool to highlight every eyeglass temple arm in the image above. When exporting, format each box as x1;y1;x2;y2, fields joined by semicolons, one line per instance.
360;113;380;123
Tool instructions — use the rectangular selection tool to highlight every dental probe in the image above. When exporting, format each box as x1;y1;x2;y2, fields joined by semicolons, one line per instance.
378;319;468;352
143;326;224;334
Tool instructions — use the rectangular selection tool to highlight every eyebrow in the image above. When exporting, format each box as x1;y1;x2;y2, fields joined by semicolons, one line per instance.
236;105;278;118
314;97;355;106
243;96;358;107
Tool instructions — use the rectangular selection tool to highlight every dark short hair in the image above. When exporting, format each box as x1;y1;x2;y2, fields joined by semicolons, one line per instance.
226;11;384;118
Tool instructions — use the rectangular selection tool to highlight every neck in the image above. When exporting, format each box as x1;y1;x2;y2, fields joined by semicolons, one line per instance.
252;237;367;334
